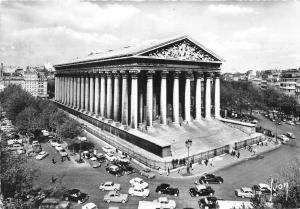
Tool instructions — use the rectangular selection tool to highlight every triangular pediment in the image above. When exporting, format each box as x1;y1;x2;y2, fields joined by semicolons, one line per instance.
136;37;223;62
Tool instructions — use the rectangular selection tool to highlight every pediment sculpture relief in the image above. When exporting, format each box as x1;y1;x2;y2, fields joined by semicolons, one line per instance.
143;41;217;62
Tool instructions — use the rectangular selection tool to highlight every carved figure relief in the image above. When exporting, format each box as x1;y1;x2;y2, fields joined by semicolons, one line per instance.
143;40;217;62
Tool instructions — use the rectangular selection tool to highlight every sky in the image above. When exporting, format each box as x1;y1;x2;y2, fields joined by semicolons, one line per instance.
0;0;300;73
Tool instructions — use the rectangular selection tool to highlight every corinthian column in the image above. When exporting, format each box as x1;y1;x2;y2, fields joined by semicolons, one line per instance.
173;71;180;124
89;73;94;114
146;70;154;127
205;72;212;119
63;76;66;104
70;76;74;107
85;74;89;112
106;72;113;119
160;71;168;125
80;75;85;111
100;72;106;117
130;71;139;129
185;72;192;122
94;73;100;116
121;71;128;126
113;71;120;121
54;76;58;101
214;72;221;119
195;72;203;121
73;75;77;108
67;76;71;106
76;76;80;109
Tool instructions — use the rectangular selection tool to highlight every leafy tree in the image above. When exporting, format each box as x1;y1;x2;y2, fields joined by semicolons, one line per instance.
15;106;40;134
57;119;82;139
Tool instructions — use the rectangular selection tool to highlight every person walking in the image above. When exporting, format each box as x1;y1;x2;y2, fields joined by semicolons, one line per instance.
205;159;208;166
52;158;56;164
237;152;240;158
210;159;214;167
167;167;170;176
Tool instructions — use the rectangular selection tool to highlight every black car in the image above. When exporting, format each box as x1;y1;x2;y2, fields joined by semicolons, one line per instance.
156;183;179;196
252;184;277;196
198;196;218;209
63;189;88;204
189;185;215;197
114;162;135;175
198;174;224;184
105;165;125;177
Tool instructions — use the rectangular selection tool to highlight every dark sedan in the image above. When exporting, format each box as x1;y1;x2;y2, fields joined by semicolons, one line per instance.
198;196;218;209
62;189;88;204
105;165;125;177
189;185;215;197
114;162;135;175
197;173;224;184
155;183;179;196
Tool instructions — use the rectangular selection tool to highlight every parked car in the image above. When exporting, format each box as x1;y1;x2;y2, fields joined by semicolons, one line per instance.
156;184;179;196
102;146;114;154
63;189;89;204
35;151;49;160
49;139;60;147
252;184;276;196
286;132;295;139
295;121;300;125
39;198;70;209
189;185;215;197
116;155;129;163
277;135;290;144
235;187;255;198
198;196;218;209
96;153;106;162
82;202;98;209
197;173;224;184
103;191;128;203
152;197;176;209
105;153;118;162
128;185;150;198
106;165;124;177
90;161;101;168
99;182;121;192
114;162;135;175
140;168;156;179
129;177;148;189
55;144;64;151
287;121;295;126
59;149;68;157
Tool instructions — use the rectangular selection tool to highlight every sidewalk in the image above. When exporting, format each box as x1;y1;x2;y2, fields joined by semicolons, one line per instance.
162;139;281;179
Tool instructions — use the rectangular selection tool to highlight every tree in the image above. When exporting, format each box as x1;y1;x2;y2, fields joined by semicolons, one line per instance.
57;119;82;139
15;106;40;134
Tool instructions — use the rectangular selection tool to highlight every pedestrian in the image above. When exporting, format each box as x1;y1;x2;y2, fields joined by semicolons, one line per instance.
167;168;170;176
210;159;214;167
61;156;64;162
52;158;56;164
67;155;71;161
205;159;208;166
237;152;240;158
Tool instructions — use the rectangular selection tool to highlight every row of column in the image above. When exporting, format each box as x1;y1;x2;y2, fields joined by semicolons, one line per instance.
54;70;221;129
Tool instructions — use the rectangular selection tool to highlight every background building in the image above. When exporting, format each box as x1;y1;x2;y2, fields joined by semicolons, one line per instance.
280;68;300;104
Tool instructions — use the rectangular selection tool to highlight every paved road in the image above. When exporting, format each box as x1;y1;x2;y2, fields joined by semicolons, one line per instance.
32;114;300;209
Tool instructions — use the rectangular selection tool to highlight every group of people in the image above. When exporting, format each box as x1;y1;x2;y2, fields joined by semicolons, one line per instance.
51;155;70;164
230;149;241;158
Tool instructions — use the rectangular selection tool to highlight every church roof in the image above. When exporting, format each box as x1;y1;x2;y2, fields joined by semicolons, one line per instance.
55;35;224;67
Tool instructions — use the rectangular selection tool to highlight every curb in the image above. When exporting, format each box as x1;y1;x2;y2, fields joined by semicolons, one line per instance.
161;143;282;179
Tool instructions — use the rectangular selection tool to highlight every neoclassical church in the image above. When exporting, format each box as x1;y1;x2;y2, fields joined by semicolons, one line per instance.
54;35;258;164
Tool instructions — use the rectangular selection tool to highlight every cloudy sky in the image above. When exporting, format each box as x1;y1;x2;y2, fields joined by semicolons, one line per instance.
0;0;300;72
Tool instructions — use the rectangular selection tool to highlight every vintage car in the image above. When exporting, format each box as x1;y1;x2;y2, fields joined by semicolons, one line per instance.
189;185;215;197
129;177;148;189
99;182;121;191
128;186;150;198
235;187;255;198
140;168;156;179
63;189;89;204
103;191;128;203
156;183;179;196
198;173;224;184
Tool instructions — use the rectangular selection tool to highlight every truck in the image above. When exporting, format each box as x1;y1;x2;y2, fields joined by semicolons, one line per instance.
138;197;176;209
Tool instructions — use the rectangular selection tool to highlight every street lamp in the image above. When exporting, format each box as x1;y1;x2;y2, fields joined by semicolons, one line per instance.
185;139;193;175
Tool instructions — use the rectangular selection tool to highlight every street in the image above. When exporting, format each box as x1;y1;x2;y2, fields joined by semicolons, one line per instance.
32;113;300;209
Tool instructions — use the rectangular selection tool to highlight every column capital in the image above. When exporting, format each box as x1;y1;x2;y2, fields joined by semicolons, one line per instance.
129;70;140;79
105;71;113;77
173;71;181;79
214;72;221;78
185;71;193;79
147;70;155;78
195;71;204;79
204;72;213;78
160;70;169;78
99;71;106;78
120;70;128;78
112;70;121;78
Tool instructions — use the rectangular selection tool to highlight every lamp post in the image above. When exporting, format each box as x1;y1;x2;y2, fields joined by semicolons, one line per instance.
185;139;192;175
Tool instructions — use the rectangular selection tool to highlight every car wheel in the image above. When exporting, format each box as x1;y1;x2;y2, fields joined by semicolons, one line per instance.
242;195;245;198
210;193;213;196
219;181;223;184
174;194;178;197
143;195;146;198
106;200;110;203
196;194;199;197
101;188;105;191
131;193;134;196
201;180;204;184
158;191;161;194
122;199;126;203
65;197;69;201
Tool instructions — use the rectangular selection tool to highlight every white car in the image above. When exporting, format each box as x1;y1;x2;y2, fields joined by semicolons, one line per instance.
286;132;295;139
35;151;49;160
82;202;98;209
129;177;148;189
117;155;129;163
79;136;87;142
49;139;60;147
42;130;49;136
105;153;117;162
235;187;255;198
128;186;150;198
153;197;176;209
102;146;114;154
99;182;121;191
55;144;64;151
277;135;290;144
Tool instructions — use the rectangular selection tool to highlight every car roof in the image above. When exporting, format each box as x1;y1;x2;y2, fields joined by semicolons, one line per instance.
107;191;118;195
258;183;270;188
105;181;113;184
110;165;119;169
196;185;207;190
133;177;142;181
69;188;80;193
241;187;252;192
158;197;168;202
